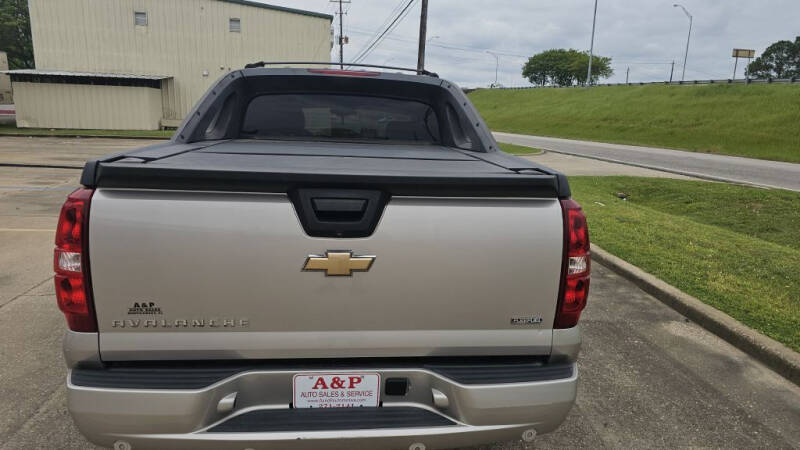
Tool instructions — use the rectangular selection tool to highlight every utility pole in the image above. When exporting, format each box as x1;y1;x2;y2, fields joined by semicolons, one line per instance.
673;4;692;82
669;60;675;83
330;0;351;69
586;0;599;86
625;67;630;84
417;0;429;72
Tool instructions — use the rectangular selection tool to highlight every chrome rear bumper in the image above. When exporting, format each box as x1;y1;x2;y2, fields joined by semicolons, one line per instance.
67;361;577;450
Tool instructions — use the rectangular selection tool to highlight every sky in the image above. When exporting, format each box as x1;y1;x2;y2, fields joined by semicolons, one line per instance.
257;0;799;87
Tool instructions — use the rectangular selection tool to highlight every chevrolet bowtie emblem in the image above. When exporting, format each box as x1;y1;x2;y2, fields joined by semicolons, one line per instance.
303;251;376;276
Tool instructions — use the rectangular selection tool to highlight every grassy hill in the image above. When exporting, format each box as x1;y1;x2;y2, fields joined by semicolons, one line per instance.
469;84;800;163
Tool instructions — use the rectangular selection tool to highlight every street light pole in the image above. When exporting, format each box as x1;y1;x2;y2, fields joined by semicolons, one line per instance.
586;0;599;86
674;4;692;82
486;51;499;87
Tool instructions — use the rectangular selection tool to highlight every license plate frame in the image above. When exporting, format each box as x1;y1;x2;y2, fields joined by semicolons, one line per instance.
293;373;381;408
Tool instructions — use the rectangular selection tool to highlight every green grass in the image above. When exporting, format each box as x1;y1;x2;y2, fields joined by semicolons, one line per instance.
469;84;800;163
0;124;172;139
569;176;800;351
498;143;543;155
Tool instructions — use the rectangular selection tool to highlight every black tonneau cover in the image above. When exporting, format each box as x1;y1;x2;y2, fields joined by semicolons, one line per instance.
81;140;570;198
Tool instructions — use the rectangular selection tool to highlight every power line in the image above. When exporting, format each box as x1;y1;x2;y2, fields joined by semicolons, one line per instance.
350;29;702;69
349;1;410;63
352;0;406;58
612;60;674;65
351;0;417;64
346;31;494;65
681;65;727;79
350;0;418;64
347;26;727;82
350;29;529;57
426;41;527;58
347;27;528;59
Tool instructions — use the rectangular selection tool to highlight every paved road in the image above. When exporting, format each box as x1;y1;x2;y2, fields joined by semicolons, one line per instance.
495;132;800;192
0;137;798;449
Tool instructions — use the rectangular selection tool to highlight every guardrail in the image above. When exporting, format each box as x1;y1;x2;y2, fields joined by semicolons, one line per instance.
490;77;799;90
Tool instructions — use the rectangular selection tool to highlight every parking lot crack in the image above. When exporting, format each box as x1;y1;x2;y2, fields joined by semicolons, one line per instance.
0;277;53;310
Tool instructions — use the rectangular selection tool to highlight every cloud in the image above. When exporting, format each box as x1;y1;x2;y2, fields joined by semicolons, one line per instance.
259;0;799;87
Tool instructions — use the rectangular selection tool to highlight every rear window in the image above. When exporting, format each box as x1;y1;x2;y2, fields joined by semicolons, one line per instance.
241;94;440;143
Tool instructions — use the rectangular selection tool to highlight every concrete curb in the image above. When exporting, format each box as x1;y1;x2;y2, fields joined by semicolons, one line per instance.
591;244;800;386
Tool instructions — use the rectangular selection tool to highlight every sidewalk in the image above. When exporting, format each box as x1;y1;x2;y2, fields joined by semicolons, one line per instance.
520;150;692;179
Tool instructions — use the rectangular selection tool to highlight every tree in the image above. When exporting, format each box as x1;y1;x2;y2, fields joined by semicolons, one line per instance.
0;0;34;69
523;49;572;86
572;53;613;85
747;37;800;79
521;51;551;86
522;49;612;86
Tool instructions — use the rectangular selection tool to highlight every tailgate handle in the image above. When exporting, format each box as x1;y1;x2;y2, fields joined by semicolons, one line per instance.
312;198;367;212
291;189;389;238
311;198;368;222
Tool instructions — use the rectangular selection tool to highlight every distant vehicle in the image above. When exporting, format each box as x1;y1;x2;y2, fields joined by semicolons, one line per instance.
55;64;590;450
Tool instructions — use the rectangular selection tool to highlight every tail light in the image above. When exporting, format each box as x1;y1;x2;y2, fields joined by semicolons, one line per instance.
54;188;97;332
555;199;590;329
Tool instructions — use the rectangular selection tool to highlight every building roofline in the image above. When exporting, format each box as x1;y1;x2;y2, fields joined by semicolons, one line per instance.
3;69;171;80
219;0;333;21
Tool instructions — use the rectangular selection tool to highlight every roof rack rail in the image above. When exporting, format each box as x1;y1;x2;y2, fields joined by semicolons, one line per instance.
243;61;438;78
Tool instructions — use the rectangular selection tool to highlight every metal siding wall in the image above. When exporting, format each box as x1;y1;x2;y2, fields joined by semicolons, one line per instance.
28;0;331;122
13;82;162;130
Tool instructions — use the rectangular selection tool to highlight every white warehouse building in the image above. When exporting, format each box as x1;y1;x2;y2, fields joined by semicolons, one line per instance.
5;0;332;130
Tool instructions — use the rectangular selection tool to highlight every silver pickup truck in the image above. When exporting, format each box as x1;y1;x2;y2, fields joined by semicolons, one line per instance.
54;66;590;450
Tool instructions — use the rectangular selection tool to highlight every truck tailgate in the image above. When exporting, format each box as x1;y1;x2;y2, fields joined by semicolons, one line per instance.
89;188;564;361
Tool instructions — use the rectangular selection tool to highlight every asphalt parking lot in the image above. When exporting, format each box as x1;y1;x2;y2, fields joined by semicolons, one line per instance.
0;137;798;449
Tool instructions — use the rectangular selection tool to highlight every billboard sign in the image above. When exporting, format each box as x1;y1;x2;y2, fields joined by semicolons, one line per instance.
732;49;756;58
